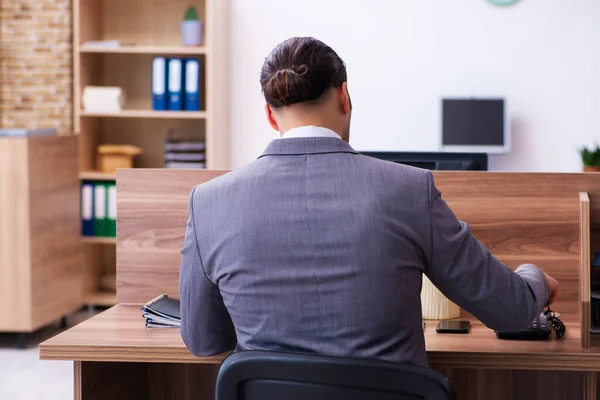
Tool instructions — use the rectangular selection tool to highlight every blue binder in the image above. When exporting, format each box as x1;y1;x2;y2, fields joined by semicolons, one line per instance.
81;182;95;236
167;58;183;110
184;59;201;111
152;57;167;111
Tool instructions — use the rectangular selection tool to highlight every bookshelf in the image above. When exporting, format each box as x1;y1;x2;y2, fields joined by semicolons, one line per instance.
83;291;117;308
79;171;116;181
79;45;209;55
80;109;209;119
81;237;117;245
74;0;230;307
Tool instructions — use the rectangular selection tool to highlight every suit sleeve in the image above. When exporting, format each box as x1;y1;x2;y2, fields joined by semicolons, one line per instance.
423;173;550;331
179;187;236;356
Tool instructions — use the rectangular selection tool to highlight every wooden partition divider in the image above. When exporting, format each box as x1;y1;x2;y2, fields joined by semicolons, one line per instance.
116;171;600;318
117;170;599;314
581;192;591;348
436;179;581;317
116;169;227;303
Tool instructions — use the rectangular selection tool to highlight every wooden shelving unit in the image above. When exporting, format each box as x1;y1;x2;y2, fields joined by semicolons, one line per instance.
82;237;117;245
74;0;230;307
84;291;117;308
80;109;209;119
79;45;208;55
79;171;116;181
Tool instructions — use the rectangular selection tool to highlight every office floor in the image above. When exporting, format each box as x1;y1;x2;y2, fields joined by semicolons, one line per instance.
0;308;100;400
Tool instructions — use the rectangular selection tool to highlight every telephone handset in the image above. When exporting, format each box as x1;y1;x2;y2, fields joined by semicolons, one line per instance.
495;307;565;340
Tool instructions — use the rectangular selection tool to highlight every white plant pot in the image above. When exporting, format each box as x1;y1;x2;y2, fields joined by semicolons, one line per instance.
181;21;203;46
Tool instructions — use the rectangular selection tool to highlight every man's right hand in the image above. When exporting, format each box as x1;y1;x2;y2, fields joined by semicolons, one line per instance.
543;272;559;305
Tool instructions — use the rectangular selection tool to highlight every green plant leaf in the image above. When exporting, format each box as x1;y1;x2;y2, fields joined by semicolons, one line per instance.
579;145;600;166
184;6;199;21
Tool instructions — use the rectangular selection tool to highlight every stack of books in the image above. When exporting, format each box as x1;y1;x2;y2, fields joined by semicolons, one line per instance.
141;294;181;328
164;138;206;169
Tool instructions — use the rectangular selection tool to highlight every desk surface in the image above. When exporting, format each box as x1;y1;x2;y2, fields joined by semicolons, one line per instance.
39;305;600;371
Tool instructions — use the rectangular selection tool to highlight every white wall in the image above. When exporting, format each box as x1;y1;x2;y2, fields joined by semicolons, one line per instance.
229;0;600;172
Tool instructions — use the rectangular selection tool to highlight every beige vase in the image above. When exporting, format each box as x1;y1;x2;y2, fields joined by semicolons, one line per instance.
421;275;460;320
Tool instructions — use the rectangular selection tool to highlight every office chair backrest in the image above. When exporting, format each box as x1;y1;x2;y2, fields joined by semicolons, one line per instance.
216;351;455;400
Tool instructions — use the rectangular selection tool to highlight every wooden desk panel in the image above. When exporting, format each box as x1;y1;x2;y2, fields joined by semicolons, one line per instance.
75;361;219;400
40;304;600;371
74;359;586;400
431;368;585;400
116;169;228;303
116;170;591;315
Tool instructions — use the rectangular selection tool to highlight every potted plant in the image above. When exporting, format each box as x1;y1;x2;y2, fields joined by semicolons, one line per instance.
181;6;203;46
580;145;600;172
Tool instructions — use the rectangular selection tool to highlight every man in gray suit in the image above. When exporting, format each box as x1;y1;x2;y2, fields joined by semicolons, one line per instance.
179;37;558;367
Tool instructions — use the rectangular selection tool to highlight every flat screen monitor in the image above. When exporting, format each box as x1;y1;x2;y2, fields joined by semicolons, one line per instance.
442;98;509;154
360;151;488;171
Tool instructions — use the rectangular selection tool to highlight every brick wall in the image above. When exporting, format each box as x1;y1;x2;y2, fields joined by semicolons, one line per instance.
0;0;72;133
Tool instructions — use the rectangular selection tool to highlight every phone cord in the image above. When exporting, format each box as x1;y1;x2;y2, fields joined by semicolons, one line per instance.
544;306;566;339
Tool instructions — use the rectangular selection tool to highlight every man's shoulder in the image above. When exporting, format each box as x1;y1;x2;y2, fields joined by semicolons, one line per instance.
355;153;432;184
190;154;432;201
190;160;262;199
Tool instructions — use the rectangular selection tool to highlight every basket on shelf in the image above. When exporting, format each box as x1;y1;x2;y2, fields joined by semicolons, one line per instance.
96;144;142;173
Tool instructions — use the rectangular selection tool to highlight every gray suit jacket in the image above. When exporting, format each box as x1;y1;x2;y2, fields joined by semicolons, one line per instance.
179;137;549;367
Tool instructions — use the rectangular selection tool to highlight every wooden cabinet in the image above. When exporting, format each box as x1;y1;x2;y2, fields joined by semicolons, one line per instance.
0;135;82;332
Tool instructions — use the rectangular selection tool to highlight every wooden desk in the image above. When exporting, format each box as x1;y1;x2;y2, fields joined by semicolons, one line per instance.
40;305;224;364
40;170;600;399
40;305;596;367
40;305;598;399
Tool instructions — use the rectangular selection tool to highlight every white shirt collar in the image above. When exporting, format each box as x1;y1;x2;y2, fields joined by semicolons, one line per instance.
279;126;342;140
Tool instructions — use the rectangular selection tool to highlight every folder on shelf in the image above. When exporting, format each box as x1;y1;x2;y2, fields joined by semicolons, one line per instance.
152;57;167;111
107;183;117;237
94;182;109;237
167;58;183;110
184;59;200;111
81;183;95;236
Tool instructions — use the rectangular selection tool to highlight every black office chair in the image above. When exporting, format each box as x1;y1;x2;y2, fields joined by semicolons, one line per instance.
215;351;455;400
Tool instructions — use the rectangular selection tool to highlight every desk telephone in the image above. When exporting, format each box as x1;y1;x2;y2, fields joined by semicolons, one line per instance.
495;307;566;340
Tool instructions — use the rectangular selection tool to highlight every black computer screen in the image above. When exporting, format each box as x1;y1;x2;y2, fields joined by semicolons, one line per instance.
442;99;504;146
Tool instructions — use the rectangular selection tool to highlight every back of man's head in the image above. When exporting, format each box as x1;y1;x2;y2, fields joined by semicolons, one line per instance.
260;37;352;139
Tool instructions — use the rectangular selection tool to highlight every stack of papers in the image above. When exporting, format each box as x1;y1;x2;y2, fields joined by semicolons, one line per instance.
164;140;206;169
141;294;181;328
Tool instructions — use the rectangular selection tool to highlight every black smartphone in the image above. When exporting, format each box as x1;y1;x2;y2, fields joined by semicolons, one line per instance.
436;320;471;334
